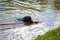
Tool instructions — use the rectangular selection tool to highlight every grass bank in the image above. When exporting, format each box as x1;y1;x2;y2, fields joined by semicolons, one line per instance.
35;26;60;40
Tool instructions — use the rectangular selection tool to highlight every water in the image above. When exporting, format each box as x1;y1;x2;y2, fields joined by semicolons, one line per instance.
0;0;60;40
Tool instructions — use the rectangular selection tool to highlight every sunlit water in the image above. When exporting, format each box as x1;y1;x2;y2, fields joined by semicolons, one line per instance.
0;0;60;40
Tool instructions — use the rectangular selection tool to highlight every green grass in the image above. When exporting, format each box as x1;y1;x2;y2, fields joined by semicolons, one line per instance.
35;26;60;40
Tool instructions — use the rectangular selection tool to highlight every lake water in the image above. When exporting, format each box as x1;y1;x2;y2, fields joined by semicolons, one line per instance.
0;0;60;40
